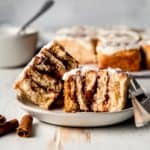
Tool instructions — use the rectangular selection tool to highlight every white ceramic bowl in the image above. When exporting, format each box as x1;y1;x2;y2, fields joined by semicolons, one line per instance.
0;25;38;67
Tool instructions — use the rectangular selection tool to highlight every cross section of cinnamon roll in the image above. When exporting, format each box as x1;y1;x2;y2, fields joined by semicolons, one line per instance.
14;41;78;109
63;65;129;112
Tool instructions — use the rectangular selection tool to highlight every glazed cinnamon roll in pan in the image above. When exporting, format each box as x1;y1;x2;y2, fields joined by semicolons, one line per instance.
96;30;141;71
54;26;98;64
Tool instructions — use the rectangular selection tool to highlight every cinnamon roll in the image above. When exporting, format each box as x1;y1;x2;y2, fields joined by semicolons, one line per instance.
96;30;141;71
139;30;150;69
14;41;78;109
54;26;98;64
63;65;129;112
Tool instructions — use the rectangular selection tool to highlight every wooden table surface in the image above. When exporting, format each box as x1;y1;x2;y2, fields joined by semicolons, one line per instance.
0;68;150;150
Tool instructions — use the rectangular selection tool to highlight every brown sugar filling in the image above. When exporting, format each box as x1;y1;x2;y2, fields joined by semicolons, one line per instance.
34;55;52;74
46;43;78;70
41;49;66;78
75;71;88;111
66;76;79;112
84;71;97;111
102;72;110;112
18;78;59;109
69;76;78;106
25;68;62;93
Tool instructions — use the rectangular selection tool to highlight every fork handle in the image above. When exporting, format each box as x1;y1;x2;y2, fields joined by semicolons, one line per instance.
132;97;150;127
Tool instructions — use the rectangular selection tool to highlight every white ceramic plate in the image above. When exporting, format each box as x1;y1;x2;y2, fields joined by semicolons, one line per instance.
16;98;133;127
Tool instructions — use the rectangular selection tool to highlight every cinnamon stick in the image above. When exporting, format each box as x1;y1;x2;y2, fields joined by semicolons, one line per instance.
0;115;6;124
0;119;19;136
17;114;33;137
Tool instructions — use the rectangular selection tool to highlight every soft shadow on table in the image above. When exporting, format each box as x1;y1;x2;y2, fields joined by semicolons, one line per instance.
31;122;39;137
41;117;150;131
0;63;26;69
87;117;150;132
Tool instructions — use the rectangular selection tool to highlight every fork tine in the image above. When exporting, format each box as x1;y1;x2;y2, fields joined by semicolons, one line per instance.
129;79;136;91
130;78;148;100
131;77;141;90
128;80;136;99
129;78;150;127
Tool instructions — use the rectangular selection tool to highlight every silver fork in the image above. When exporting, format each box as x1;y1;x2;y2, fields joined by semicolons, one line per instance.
129;77;150;127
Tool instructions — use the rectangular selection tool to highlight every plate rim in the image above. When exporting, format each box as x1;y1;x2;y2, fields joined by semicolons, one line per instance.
128;70;150;77
16;98;133;116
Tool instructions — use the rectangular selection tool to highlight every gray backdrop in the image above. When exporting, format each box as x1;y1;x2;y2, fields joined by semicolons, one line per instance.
0;0;150;31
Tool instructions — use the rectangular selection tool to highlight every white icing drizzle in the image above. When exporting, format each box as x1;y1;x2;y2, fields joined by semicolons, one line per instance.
62;64;99;81
62;65;124;81
55;26;140;55
56;26;97;38
62;68;80;81
54;35;94;51
97;40;139;55
105;67;122;74
108;25;130;31
80;64;99;76
98;29;140;42
96;29;140;55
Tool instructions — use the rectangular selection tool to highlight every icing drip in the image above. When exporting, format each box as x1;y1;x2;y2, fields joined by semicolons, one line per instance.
62;68;80;81
97;40;139;55
97;30;140;55
98;30;140;42
63;65;99;81
80;64;99;76
62;65;123;81
56;26;97;38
